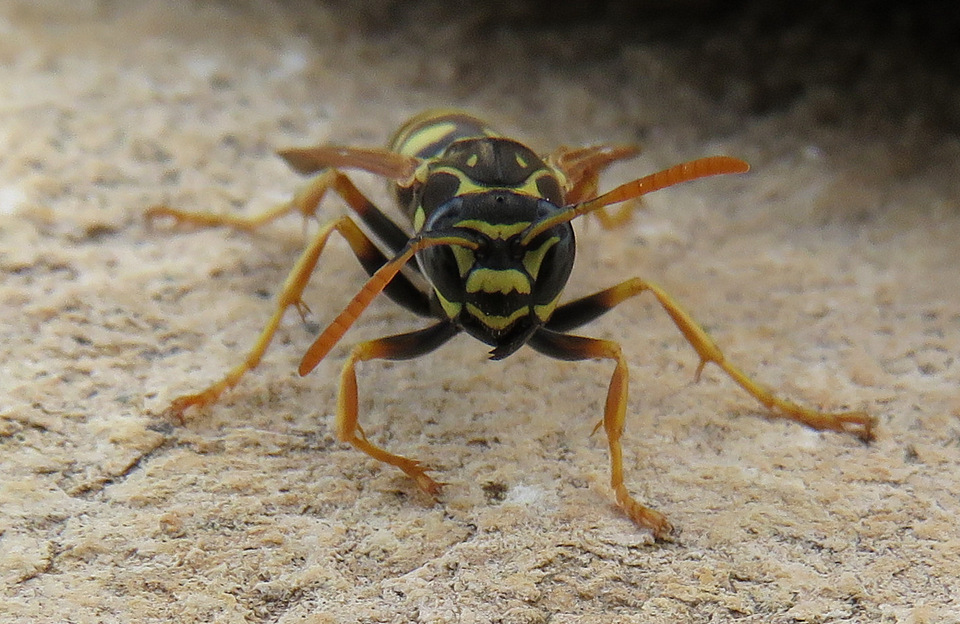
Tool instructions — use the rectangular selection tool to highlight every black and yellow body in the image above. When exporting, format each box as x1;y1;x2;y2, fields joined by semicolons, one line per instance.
149;110;875;540
389;111;577;357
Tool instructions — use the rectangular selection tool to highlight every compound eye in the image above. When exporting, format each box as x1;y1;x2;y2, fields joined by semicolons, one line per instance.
535;175;563;204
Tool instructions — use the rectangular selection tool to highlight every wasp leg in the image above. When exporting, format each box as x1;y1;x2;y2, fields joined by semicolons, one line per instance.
336;322;460;496
546;278;876;441
147;169;414;257
161;215;431;421
528;328;674;540
548;144;641;201
547;144;644;228
585;200;643;229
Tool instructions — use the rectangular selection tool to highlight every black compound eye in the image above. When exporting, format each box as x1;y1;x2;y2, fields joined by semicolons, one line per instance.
535;176;563;204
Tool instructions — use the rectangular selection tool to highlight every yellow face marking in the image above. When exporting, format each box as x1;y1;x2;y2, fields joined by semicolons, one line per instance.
450;246;476;278
435;290;463;319
515;153;528;168
466;304;528;330
454;219;530;240
465;268;531;295
399;121;458;158
534;297;560;322
522;236;559;279
413;206;426;232
466;153;478;167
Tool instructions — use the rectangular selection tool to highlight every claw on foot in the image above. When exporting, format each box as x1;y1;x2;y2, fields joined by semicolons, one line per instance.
405;461;445;498
160;392;215;425
832;409;876;443
614;484;675;541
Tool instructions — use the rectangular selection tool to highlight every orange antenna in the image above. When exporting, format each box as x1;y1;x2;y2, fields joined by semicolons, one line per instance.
298;233;478;376
522;156;749;245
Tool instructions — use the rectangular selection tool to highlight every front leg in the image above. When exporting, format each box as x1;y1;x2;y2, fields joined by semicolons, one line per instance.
528;328;675;540
334;323;460;496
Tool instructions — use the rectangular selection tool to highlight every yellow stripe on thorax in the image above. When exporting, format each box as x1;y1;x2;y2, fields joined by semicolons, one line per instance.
390;110;500;158
429;166;557;201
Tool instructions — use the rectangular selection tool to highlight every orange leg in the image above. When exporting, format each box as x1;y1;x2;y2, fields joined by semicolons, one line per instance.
335;323;459;496
147;169;413;254
149;169;435;421
159;215;411;421
547;277;876;441
547;143;645;228
590;200;644;229
529;329;674;539
529;276;873;539
146;170;335;231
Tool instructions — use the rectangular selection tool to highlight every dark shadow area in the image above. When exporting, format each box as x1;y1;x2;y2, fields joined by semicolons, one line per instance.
310;0;960;135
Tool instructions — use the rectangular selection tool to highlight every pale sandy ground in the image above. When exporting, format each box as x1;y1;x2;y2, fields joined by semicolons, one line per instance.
2;2;959;623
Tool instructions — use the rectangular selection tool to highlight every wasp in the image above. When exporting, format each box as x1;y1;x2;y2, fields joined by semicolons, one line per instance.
148;110;875;539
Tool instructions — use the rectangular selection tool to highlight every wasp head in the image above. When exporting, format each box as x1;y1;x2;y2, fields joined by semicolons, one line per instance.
416;190;574;359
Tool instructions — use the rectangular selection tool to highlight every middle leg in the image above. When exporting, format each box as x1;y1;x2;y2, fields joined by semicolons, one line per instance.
147;168;413;256
546;277;875;441
160;215;431;421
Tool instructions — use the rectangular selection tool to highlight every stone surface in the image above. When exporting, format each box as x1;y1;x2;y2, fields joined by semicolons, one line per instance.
1;2;958;622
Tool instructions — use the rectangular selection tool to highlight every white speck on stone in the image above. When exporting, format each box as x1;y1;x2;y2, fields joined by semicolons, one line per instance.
0;186;28;215
275;47;308;78
504;484;545;506
186;55;220;81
